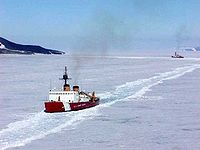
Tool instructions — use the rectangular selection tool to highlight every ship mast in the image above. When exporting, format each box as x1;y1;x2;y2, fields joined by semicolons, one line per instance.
61;66;71;85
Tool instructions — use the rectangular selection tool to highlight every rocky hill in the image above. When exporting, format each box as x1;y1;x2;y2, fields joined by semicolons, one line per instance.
0;37;65;55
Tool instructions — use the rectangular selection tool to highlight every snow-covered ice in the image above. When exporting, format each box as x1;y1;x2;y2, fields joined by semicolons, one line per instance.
0;55;200;150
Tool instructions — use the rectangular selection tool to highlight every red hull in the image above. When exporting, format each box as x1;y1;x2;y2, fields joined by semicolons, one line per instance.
44;99;99;113
69;100;99;111
171;56;184;58
45;101;65;113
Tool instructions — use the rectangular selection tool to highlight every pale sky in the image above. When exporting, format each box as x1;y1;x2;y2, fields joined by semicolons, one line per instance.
1;0;200;54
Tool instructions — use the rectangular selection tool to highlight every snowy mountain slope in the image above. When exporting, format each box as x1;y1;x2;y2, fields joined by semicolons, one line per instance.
0;37;65;55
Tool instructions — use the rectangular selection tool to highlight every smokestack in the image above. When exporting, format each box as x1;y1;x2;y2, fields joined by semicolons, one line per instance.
73;85;79;92
64;84;70;91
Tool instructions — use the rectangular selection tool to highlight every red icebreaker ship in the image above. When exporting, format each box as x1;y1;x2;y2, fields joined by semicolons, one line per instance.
44;67;100;113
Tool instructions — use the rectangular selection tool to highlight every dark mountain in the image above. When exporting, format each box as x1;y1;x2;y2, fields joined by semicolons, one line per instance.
194;47;200;51
0;37;65;55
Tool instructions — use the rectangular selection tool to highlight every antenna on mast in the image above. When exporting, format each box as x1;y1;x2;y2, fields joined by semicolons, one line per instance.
49;79;52;90
60;66;71;85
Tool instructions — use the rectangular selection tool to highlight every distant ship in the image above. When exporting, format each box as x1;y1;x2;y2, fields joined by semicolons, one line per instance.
171;52;184;58
44;67;100;113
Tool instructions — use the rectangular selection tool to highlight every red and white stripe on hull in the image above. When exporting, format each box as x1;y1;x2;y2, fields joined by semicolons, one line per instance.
44;98;99;113
70;99;99;111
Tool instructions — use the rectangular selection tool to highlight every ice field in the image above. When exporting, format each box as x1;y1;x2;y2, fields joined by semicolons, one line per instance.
0;55;200;150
